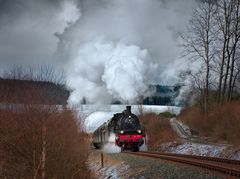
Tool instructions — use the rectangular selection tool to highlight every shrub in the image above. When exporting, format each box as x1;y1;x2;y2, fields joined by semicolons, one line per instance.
139;113;178;150
159;111;176;118
178;101;240;144
0;106;92;178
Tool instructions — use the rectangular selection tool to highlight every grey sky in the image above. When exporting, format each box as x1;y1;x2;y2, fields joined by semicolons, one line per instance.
0;0;80;72
0;0;198;87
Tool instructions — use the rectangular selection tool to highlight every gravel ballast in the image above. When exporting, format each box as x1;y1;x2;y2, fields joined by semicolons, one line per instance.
89;150;225;179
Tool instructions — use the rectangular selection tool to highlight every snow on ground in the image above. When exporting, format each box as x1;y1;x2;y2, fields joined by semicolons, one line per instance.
167;118;240;160
76;105;181;132
170;118;191;139
233;151;240;160
160;142;226;156
88;152;130;179
158;142;240;160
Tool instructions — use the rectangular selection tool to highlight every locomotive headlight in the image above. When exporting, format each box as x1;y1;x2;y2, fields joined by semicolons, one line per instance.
137;130;141;133
120;130;124;134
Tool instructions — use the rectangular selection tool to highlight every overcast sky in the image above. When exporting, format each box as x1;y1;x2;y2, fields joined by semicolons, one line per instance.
0;0;80;72
0;0;199;104
0;0;197;71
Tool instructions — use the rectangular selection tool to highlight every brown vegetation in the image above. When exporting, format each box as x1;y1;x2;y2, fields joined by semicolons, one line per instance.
139;112;178;150
0;78;69;105
0;105;92;178
178;101;240;144
0;68;92;178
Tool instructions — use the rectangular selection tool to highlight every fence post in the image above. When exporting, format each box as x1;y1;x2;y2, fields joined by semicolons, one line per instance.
101;152;104;168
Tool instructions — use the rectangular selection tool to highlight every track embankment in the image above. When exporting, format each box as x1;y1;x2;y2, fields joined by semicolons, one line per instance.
124;151;240;177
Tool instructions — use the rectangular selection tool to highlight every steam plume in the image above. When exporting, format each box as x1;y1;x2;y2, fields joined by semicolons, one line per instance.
56;0;197;105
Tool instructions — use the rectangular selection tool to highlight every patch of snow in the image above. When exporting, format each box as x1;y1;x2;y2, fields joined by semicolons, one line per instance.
174;143;226;157
157;142;240;160
100;166;119;179
140;143;148;151
170;118;190;139
233;150;240;160
176;120;191;136
100;163;130;179
88;158;129;179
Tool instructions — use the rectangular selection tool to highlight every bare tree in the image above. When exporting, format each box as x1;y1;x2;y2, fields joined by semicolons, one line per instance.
227;0;240;101
215;0;240;103
230;48;240;98
2;64;66;85
182;0;240;108
181;0;217;113
216;0;233;103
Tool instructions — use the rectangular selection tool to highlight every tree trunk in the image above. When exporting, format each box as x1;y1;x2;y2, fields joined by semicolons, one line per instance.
228;51;236;101
221;54;231;103
230;69;240;100
205;64;210;113
41;123;47;179
219;0;234;104
228;0;240;101
218;33;227;103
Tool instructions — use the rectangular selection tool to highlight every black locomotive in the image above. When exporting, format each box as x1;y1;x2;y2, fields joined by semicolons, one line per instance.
92;106;145;152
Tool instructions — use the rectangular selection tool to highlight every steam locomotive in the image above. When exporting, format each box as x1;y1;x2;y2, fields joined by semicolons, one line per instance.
92;106;145;152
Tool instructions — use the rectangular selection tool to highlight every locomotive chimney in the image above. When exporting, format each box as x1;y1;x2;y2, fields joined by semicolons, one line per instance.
126;106;131;113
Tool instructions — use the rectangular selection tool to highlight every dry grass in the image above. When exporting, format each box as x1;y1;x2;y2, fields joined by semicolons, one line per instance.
139;113;179;150
178;101;240;144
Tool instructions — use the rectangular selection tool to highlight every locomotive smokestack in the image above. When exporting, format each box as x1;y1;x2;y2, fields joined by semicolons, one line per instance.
126;106;131;113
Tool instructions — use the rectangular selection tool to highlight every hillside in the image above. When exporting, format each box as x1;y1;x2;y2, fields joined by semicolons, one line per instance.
0;78;180;106
0;78;69;105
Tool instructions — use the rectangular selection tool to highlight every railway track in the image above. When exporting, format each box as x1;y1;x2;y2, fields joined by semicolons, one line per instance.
124;151;240;177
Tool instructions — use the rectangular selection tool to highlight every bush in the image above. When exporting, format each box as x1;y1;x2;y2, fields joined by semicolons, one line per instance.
178;101;240;144
0;105;92;178
139;113;178;150
159;111;176;118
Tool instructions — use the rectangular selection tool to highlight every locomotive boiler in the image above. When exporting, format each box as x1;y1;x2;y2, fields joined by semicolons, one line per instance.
92;106;145;152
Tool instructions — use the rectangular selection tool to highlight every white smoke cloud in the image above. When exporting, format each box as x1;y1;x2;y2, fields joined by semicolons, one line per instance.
56;0;198;105
103;133;121;153
102;43;156;101
66;37;157;104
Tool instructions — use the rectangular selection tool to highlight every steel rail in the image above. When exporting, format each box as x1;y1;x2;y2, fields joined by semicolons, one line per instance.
124;151;240;177
140;151;240;165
